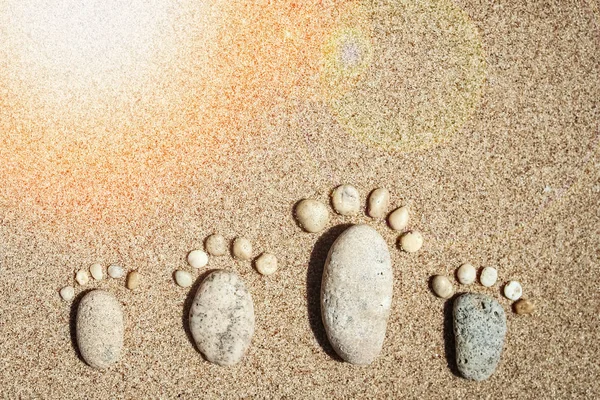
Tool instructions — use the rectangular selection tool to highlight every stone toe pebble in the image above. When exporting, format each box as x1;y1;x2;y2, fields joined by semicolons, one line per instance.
453;293;507;381
367;188;390;219
189;270;255;366
321;224;393;365
205;234;227;256
331;184;360;216
76;290;124;369
295;199;329;233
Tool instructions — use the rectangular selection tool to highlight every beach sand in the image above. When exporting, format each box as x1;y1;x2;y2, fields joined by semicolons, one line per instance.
0;0;599;398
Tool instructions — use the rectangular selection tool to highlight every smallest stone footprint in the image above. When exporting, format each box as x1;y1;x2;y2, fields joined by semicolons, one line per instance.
59;262;137;369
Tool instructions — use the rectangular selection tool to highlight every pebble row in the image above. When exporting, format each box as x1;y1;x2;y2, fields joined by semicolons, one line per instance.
174;235;279;288
430;264;533;315
60;263;140;301
295;184;424;254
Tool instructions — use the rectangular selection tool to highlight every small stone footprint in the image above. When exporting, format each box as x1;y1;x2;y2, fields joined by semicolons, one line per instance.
294;184;423;365
173;234;277;366
430;264;534;381
59;263;137;369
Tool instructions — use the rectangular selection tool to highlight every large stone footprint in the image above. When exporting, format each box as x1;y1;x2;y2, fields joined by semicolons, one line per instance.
295;184;424;364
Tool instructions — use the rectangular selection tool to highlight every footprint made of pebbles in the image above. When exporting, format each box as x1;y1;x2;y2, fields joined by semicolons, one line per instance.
430;264;535;381
173;234;278;366
294;184;423;365
58;263;139;369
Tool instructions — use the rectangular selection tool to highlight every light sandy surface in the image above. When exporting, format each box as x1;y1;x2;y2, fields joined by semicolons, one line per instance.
0;0;599;398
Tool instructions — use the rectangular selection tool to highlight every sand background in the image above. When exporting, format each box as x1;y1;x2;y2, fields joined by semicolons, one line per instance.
0;0;599;398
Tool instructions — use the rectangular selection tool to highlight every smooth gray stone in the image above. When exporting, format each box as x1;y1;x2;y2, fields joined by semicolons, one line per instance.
76;290;124;369
453;293;507;381
189;270;255;366
321;224;393;364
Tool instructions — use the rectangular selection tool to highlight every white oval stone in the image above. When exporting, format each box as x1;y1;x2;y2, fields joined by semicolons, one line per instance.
480;267;498;287
504;281;523;301
175;270;193;288
255;253;278;275
331;184;360;216
60;286;75;301
232;238;252;260
457;263;476;285
76;290;124;369
108;265;125;279
431;275;454;299
189;270;255;366
75;270;89;286
89;263;104;280
295;199;329;233
205;234;227;256
388;206;410;231
322;224;393;364
399;231;423;253
187;250;209;269
367;188;390;219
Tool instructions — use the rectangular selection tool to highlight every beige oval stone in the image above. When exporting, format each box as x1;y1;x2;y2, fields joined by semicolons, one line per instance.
480;267;498;287
232;237;253;260
388;206;409;231
431;275;454;299
189;270;255;366
399;231;423;253
76;290;124;369
294;199;329;233
89;263;104;280
457;263;476;285
255;253;278;275
126;271;140;290
60;286;75;301
205;234;227;256
367;188;390;219
187;250;209;268
175;270;193;288
331;184;361;215
322;224;393;365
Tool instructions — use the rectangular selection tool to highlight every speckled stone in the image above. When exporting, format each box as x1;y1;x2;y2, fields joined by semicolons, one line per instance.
189;270;255;366
321;224;393;365
76;290;124;369
453;293;507;381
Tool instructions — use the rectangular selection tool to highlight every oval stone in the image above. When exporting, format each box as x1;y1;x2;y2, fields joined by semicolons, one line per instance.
453;293;507;381
189;270;255;366
321;224;393;364
76;290;124;369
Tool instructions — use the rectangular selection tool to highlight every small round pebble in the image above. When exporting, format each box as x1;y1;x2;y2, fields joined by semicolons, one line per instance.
503;281;523;300
187;250;209;269
480;267;498;287
205;234;227;256
331;184;360;216
388;206;410;231
431;275;454;299
255;253;278;276
89;263;104;280
232;237;252;260
399;231;423;253
127;271;141;290
295;199;329;233
60;286;75;301
175;270;193;288
76;270;89;286
367;188;390;219
457;263;477;285
108;265;125;279
513;298;535;315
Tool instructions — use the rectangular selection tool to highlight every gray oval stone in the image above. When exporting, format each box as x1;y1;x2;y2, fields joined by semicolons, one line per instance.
321;224;393;364
189;270;255;366
76;290;124;369
453;293;507;381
